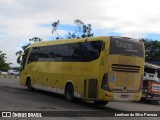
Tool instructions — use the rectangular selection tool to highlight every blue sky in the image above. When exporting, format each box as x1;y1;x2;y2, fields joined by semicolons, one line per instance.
146;34;160;40
38;23;160;40
0;0;160;67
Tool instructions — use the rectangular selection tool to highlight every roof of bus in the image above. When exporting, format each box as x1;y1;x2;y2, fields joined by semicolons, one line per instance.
27;36;108;48
27;36;140;48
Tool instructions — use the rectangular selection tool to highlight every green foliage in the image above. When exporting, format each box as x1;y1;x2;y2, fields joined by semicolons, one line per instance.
51;19;94;39
16;37;42;57
141;38;160;61
29;37;42;42
51;20;60;34
51;20;63;39
0;51;6;63
0;51;10;71
16;43;31;56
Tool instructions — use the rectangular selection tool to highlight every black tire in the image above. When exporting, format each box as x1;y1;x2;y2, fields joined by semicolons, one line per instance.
94;101;108;106
65;84;74;102
140;97;147;103
26;78;33;91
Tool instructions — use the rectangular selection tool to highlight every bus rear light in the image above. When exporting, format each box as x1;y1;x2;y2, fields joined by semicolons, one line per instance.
101;73;111;91
105;94;112;97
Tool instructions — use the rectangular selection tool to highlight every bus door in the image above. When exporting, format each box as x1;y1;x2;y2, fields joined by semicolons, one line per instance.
27;47;39;86
20;48;37;86
19;48;30;85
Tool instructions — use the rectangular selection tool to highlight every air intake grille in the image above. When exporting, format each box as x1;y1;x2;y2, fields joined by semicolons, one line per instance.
88;79;98;98
112;64;140;73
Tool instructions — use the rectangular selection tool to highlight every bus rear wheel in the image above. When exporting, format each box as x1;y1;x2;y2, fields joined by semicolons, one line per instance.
26;78;33;91
94;101;108;106
65;84;74;102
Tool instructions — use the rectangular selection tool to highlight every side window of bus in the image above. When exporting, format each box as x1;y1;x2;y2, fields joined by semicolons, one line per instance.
46;45;58;61
71;43;84;61
144;66;156;74
28;47;38;63
56;45;63;61
46;44;71;62
83;41;103;61
38;46;47;61
27;41;103;63
70;41;103;62
62;44;71;61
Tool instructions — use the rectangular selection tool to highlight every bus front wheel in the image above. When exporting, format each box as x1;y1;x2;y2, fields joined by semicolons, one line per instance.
65;84;74;102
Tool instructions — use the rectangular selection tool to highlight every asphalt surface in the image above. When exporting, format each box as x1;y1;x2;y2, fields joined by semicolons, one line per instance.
0;76;159;120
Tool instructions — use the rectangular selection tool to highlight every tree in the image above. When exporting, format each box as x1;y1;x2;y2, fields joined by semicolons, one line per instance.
141;38;160;61
51;19;94;39
0;51;6;63
0;51;10;71
16;37;42;56
29;37;42;42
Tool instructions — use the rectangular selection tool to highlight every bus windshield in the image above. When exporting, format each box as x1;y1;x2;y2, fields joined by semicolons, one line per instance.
109;37;144;57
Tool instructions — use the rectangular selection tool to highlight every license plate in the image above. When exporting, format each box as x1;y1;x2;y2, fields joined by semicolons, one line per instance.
121;95;128;98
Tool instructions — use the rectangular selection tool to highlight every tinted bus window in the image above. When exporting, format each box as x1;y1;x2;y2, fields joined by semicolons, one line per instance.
29;41;103;62
62;44;72;61
84;41;103;61
144;66;156;74
46;45;58;61
28;47;39;63
71;42;84;61
109;37;144;57
38;47;47;61
56;45;63;61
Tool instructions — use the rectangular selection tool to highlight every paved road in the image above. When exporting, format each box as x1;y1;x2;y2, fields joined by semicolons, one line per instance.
0;77;159;120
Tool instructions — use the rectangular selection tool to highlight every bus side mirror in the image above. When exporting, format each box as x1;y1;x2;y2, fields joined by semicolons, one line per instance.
17;55;23;63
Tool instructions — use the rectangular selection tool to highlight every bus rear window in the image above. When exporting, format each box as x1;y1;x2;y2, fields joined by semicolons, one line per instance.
144;66;156;74
109;37;144;57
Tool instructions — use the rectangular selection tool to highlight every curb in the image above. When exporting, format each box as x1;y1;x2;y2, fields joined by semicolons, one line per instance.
0;75;19;79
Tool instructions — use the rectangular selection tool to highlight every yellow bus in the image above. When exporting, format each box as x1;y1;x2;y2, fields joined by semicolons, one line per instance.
19;36;145;105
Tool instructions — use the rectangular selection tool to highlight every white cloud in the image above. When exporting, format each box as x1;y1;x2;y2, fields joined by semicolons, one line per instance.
0;0;160;66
